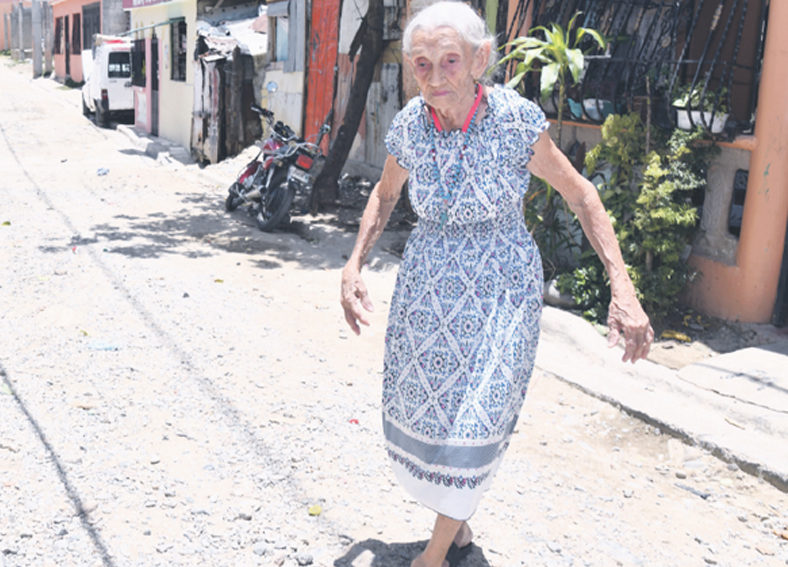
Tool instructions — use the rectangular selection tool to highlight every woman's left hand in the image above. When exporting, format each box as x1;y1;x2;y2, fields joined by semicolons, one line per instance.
606;293;654;363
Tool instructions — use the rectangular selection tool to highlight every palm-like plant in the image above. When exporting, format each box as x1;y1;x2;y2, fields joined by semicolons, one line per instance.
501;11;606;148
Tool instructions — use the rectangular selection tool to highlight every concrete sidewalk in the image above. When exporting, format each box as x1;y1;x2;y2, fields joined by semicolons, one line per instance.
536;306;788;492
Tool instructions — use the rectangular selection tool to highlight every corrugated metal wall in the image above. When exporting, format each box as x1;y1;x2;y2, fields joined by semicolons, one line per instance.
305;0;340;151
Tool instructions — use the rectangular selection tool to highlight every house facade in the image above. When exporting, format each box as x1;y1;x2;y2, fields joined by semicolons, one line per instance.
125;0;195;149
260;0;306;136
50;0;126;82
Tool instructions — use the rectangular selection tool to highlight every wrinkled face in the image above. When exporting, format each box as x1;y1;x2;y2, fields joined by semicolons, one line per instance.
407;26;487;113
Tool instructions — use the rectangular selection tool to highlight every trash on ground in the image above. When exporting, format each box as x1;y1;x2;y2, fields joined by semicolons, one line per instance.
660;329;692;342
88;341;120;351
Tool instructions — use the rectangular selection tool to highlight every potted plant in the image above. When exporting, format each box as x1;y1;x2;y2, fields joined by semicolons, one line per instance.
500;11;606;148
672;85;729;134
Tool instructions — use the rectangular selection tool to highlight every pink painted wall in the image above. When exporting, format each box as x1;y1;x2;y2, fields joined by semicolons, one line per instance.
51;0;89;82
133;35;157;135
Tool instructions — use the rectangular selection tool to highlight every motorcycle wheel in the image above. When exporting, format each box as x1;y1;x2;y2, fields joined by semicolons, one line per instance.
225;182;244;212
256;181;294;232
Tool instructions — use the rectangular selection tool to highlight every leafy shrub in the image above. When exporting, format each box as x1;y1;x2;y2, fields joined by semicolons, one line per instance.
557;113;718;323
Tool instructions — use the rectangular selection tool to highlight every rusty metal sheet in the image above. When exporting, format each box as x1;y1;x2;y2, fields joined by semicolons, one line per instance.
305;0;340;149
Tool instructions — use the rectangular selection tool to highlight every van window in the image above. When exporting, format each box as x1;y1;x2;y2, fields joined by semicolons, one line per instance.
108;52;131;78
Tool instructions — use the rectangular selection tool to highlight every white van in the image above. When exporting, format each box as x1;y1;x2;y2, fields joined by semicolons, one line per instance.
81;35;134;127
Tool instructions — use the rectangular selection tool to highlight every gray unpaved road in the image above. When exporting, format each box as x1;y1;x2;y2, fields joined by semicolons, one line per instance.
0;57;786;567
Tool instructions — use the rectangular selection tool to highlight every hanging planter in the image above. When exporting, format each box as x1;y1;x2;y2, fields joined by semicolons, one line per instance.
673;85;729;134
675;109;729;134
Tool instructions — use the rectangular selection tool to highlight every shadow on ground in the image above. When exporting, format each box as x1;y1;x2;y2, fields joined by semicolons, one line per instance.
36;184;412;271
334;538;489;567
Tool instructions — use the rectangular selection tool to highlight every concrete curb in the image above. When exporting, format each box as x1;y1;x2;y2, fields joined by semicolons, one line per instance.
536;306;788;492
116;124;192;164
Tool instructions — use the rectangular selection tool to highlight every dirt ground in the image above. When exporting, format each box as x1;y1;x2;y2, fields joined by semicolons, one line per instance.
1;56;786;567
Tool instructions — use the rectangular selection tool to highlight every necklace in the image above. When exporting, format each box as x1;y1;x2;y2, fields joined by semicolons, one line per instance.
427;84;483;226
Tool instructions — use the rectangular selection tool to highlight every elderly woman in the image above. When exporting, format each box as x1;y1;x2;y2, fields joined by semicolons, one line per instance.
340;2;653;566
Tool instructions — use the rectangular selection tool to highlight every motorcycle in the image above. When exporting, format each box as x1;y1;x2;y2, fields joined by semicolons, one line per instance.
225;104;330;231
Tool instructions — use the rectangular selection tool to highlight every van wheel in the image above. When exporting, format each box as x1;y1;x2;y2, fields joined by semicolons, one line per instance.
82;97;90;117
94;100;107;127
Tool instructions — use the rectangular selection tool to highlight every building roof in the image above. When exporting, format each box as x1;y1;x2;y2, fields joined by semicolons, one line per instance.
196;3;266;57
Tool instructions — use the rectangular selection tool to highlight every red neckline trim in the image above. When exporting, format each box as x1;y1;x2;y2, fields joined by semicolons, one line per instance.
429;84;483;134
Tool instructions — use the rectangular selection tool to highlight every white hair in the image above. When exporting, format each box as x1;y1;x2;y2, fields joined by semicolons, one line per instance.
402;1;498;75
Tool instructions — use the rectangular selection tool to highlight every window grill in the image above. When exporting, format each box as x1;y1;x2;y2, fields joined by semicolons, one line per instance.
171;19;187;82
72;13;81;54
54;17;63;55
131;38;146;87
82;3;100;52
502;0;768;139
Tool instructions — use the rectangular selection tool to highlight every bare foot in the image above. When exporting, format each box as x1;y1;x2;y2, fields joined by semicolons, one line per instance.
410;556;449;567
453;521;473;548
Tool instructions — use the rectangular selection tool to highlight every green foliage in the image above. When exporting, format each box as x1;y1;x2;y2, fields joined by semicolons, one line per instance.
557;255;610;322
558;114;719;323
500;12;605;99
584;113;646;222
501;11;605;146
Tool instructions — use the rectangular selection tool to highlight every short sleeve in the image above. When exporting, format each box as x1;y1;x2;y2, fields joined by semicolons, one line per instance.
487;88;549;174
384;97;422;171
516;97;549;167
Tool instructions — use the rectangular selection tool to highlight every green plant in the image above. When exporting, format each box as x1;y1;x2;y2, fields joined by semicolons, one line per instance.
558;113;719;323
500;11;606;148
672;84;729;114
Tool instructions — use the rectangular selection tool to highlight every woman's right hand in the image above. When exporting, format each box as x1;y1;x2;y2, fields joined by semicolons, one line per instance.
341;265;375;335
339;156;407;336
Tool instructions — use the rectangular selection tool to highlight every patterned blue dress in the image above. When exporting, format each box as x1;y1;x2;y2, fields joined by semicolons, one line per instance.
382;86;548;520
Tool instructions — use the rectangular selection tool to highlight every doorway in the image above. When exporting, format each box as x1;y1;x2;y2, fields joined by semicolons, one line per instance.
150;32;159;136
64;14;70;77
